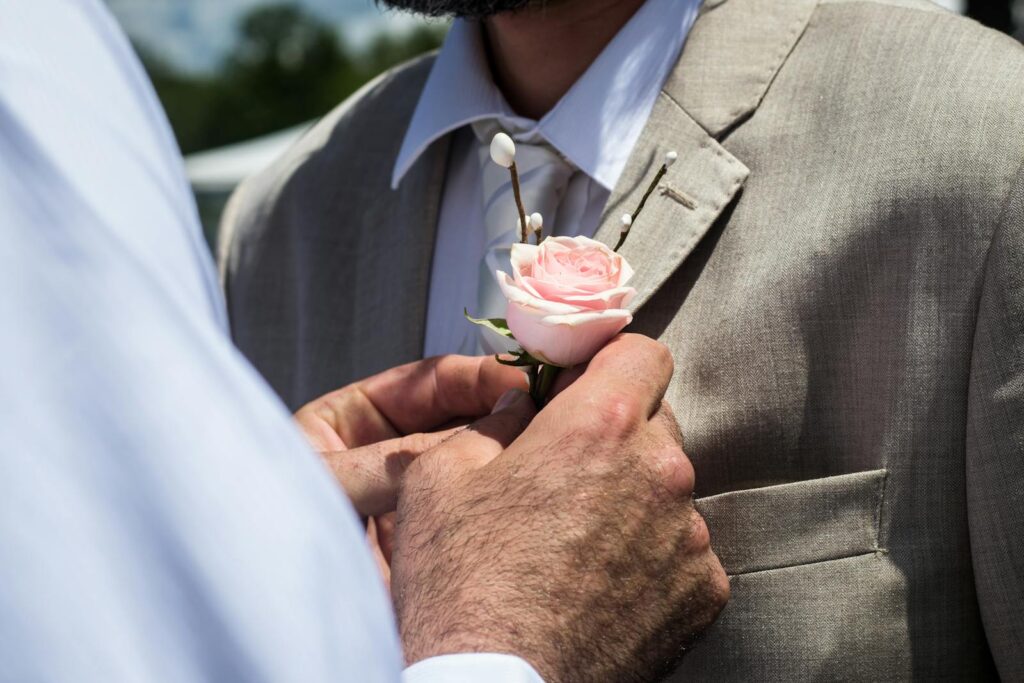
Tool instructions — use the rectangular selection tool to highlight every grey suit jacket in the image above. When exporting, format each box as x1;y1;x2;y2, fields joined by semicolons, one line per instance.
219;0;1024;679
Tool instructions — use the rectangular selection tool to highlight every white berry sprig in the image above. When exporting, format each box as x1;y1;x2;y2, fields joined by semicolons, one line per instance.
614;150;678;252
529;212;544;244
490;133;530;244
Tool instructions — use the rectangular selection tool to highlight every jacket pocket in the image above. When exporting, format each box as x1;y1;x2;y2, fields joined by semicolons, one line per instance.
694;469;887;576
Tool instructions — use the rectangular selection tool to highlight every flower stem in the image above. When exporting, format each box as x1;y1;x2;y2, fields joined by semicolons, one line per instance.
529;363;561;409
509;161;529;243
615;163;668;252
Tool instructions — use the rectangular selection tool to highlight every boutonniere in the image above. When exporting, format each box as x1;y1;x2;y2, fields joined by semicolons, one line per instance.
468;132;678;406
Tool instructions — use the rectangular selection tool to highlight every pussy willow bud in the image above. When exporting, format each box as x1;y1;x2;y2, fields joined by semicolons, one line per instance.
665;150;679;167
620;214;633;233
490;133;516;168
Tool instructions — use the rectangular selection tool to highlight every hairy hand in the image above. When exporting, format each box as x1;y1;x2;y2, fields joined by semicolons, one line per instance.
393;335;729;683
294;355;526;517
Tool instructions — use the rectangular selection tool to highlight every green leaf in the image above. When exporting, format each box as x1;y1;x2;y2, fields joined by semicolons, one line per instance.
464;309;514;338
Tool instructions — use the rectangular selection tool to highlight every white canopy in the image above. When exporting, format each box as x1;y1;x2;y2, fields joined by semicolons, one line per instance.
185;122;311;194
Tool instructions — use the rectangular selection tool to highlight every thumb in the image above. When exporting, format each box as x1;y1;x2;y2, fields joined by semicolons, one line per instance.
321;428;457;519
417;389;536;476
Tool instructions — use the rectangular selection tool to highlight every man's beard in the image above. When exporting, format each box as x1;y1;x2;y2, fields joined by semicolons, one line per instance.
377;0;543;19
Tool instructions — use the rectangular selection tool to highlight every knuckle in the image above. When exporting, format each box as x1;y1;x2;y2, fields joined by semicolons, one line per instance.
617;336;673;379
651;403;684;450
655;402;684;446
686;509;712;553
650;339;674;374
418;355;445;379
591;392;645;438
701;555;731;613
675;551;731;631
711;561;731;607
649;445;695;497
657;399;677;424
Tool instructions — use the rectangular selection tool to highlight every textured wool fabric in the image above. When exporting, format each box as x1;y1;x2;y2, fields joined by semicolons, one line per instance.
220;0;1024;679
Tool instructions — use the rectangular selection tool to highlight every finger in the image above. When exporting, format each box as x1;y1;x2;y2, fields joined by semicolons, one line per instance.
652;400;684;449
415;389;535;477
374;512;397;566
560;334;674;418
646;408;695;499
322;428;460;517
295;355;526;449
295;387;400;450
524;335;673;444
357;355;528;435
366;517;392;590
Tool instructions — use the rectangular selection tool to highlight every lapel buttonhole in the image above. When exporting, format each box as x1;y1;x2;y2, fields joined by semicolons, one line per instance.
659;183;698;210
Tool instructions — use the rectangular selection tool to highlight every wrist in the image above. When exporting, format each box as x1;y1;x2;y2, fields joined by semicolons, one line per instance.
401;621;555;681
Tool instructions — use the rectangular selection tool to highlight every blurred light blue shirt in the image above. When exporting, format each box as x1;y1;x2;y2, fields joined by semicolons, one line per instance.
0;1;539;681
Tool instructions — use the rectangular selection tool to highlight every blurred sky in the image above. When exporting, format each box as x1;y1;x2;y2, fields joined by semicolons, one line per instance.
105;0;435;72
106;0;965;74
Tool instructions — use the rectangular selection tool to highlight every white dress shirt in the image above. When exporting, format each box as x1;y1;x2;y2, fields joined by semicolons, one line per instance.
0;1;536;681
393;0;703;357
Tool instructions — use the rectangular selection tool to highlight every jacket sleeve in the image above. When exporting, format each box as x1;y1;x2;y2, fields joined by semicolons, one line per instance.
967;163;1024;680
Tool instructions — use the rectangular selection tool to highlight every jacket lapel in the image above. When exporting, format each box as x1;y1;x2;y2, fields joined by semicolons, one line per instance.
593;93;749;312
596;0;819;312
672;0;820;138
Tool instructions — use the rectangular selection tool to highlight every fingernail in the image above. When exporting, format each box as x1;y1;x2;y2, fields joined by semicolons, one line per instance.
492;389;527;414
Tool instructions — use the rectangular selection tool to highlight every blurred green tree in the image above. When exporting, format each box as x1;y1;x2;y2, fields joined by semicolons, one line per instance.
136;46;221;154
216;5;360;145
139;4;445;155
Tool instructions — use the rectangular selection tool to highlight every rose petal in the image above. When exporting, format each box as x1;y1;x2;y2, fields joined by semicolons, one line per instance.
496;271;582;316
506;303;634;367
509;243;540;280
495;236;637;366
521;278;636;311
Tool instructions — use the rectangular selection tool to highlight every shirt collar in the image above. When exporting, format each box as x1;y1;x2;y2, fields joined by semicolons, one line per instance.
391;0;703;191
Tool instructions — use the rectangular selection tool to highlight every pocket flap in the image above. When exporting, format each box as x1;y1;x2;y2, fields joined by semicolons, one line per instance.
694;469;887;575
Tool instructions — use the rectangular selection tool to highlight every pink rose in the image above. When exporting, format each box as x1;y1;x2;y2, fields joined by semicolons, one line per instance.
497;236;636;367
